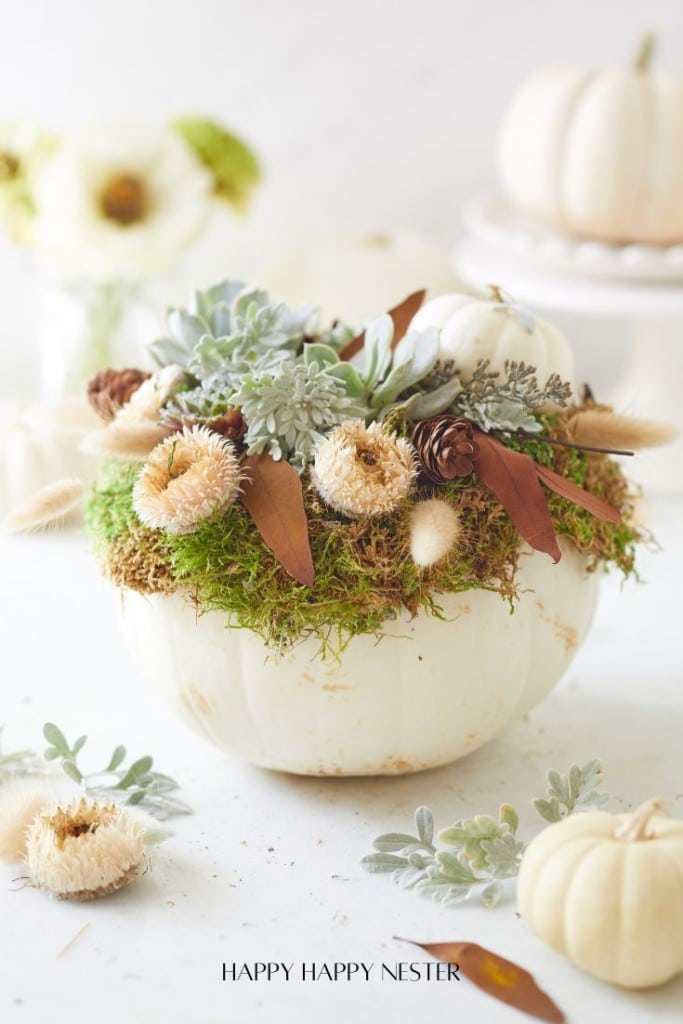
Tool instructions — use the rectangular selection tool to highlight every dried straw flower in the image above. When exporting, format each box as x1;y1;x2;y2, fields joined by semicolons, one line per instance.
0;781;53;863
133;425;241;534
117;363;186;423
409;498;462;567
25;797;145;901
312;420;417;518
2;478;85;533
81;420;173;461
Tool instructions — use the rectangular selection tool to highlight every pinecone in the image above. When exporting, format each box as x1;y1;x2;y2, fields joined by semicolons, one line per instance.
87;368;151;422
162;410;246;446
411;415;479;483
206;410;245;442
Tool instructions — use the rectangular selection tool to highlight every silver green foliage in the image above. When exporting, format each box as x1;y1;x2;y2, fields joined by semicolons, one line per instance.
0;722;190;821
41;722;191;820
361;760;608;909
533;759;609;823
233;360;361;471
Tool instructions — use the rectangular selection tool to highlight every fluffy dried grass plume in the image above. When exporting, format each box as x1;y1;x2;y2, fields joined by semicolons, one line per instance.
312;420;417;518
25;797;145;901
81;420;173;461
409;498;462;567
570;410;677;451
2;478;85;533
0;781;53;863
133;425;242;534
116;364;185;423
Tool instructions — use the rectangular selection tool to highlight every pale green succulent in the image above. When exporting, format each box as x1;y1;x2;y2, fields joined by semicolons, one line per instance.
233;360;361;472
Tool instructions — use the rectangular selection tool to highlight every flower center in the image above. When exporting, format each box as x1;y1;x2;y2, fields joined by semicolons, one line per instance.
0;151;20;181
100;173;148;225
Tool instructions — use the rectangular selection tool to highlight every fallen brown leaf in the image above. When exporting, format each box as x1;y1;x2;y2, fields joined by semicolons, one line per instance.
397;938;565;1022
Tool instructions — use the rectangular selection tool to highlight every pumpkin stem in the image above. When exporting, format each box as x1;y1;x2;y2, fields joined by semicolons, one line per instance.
487;284;506;304
633;32;656;73
613;797;664;841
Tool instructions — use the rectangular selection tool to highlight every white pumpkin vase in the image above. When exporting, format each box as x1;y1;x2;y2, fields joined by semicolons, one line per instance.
82;280;638;774
119;538;599;776
497;35;683;245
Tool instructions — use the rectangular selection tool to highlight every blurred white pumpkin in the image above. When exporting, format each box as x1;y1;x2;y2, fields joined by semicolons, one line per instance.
119;539;599;776
0;397;98;519
259;228;462;326
497;37;683;244
409;287;576;395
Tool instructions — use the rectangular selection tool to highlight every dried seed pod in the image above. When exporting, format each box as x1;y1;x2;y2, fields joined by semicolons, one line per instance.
411;416;479;483
87;368;152;422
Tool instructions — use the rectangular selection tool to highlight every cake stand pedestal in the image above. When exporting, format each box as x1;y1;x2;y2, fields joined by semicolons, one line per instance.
453;214;683;497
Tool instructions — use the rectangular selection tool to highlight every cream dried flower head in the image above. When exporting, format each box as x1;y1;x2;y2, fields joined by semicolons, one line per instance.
116;363;186;423
25;797;145;901
312;420;417;518
133;425;241;535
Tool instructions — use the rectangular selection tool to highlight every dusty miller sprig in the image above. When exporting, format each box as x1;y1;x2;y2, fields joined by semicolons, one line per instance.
0;723;190;821
361;760;608;909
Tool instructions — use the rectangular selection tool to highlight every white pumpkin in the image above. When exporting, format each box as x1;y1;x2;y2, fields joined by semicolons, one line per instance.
518;798;683;988
0;397;99;518
118;538;599;776
259;228;462;327
497;38;683;244
408;288;575;395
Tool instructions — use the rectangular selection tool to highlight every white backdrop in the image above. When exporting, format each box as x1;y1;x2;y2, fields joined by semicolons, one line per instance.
1;0;682;391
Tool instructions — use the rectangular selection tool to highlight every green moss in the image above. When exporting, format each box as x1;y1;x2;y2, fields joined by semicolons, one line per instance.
85;420;641;657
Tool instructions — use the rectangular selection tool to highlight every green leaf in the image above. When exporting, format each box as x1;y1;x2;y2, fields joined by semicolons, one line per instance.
532;797;561;823
499;804;519;833
106;745;126;772
72;736;88;757
303;343;340;369
117;756;154;790
480;880;503;908
62;760;83;784
415;806;434;847
361;852;409;874
43;722;68;753
326;361;366;398
373;832;427;853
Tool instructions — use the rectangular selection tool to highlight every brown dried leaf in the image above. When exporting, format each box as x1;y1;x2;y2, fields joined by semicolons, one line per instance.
240;454;315;586
474;431;561;562
338;289;426;361
401;939;565;1023
535;464;621;524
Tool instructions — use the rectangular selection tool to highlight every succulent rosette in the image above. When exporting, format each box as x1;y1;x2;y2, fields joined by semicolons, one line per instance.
83;280;647;654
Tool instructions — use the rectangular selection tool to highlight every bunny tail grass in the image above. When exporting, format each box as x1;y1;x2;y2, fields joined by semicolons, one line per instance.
80;421;172;460
3;479;85;533
570;410;677;451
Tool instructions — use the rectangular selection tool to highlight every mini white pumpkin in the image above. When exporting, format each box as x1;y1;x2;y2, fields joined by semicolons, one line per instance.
408;287;575;395
497;37;683;245
518;798;683;988
118;538;599;776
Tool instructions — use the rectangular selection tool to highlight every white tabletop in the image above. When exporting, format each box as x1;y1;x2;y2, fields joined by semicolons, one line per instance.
1;497;682;1024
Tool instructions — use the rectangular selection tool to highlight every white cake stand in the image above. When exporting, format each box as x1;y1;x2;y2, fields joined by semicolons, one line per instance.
453;197;683;496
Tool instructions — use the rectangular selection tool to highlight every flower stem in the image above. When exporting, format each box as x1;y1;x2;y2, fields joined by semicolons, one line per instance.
613;797;664;841
633;32;656;73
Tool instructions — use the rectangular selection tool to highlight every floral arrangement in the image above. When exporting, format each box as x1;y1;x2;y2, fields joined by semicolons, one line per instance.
69;280;654;657
0;117;259;277
0;118;260;393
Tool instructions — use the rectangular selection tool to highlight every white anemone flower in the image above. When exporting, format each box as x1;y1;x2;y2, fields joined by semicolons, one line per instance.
33;125;213;280
0;121;52;242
